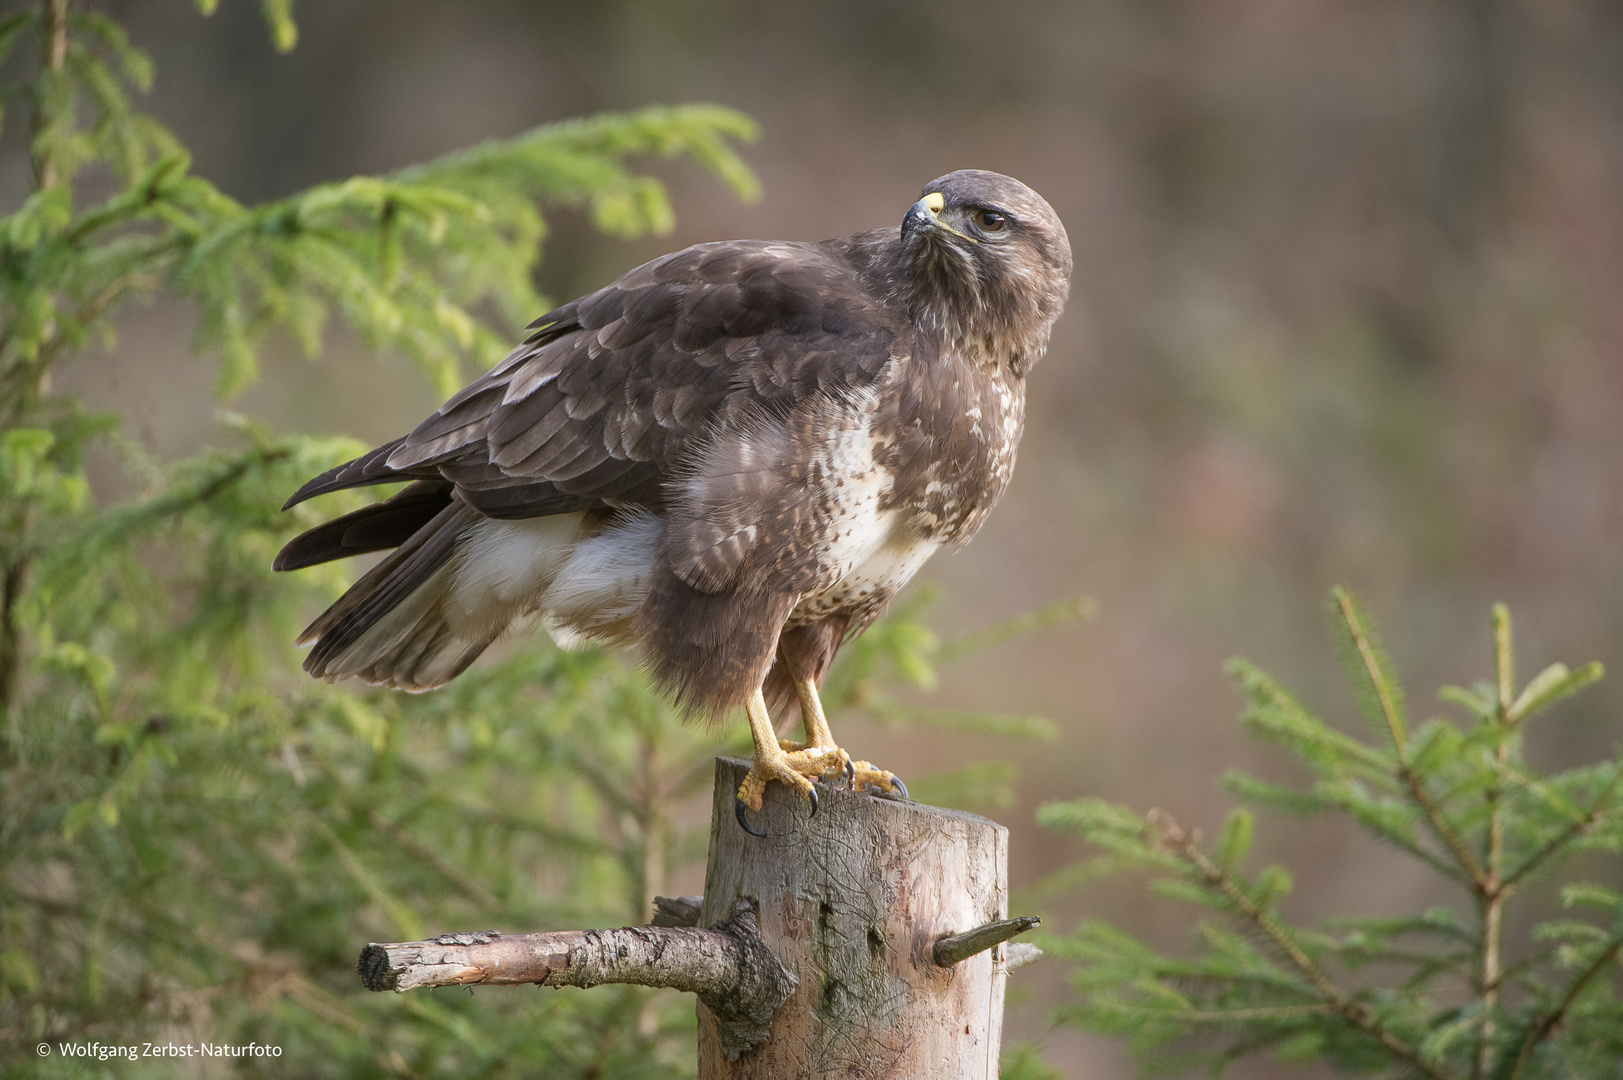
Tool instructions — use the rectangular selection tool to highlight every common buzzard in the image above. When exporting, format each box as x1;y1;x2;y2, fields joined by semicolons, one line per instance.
275;170;1071;831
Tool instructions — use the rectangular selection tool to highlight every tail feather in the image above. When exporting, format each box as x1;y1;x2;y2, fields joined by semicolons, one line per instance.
338;585;500;691
274;481;454;571
293;498;662;693
300;501;493;689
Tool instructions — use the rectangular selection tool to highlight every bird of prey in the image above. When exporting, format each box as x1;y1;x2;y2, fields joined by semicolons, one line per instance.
275;169;1071;831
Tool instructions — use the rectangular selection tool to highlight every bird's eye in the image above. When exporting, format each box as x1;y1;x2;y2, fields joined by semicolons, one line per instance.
974;209;1008;233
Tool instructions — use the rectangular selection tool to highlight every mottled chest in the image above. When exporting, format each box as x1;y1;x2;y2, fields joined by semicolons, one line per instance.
788;520;939;627
787;345;1026;628
872;340;1026;546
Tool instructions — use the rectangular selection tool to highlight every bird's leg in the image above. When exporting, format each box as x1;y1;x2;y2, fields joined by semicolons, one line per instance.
786;677;905;799
736;688;851;834
777;677;839;752
796;676;838;750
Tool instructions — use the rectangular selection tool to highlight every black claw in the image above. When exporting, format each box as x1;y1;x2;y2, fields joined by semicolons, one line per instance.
807;785;820;817
844;758;856;787
889;775;909;801
735;796;766;836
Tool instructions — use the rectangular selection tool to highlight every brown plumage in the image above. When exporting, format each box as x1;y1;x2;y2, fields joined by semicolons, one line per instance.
276;170;1071;732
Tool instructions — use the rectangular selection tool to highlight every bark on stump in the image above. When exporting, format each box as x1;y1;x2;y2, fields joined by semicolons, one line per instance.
698;756;1011;1079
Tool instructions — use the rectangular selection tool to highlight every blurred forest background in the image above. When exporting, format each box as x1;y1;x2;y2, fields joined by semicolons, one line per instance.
6;0;1623;1077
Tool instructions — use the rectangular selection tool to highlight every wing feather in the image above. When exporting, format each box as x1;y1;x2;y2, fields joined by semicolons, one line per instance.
298;239;909;536
282;437;424;510
490;395;574;470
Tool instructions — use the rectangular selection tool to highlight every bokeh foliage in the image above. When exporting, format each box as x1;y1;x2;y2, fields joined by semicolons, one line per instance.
0;4;1070;1076
1040;591;1623;1079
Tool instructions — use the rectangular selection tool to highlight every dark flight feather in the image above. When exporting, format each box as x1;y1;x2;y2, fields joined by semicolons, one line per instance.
299;500;480;677
273;480;454;571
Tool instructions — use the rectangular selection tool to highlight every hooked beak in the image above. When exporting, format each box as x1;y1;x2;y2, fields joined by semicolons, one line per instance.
901;190;976;243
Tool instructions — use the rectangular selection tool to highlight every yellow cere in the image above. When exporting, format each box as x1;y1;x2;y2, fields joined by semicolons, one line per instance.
923;192;945;214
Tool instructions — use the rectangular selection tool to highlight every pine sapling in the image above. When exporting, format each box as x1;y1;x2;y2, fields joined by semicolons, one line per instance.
1040;589;1622;1079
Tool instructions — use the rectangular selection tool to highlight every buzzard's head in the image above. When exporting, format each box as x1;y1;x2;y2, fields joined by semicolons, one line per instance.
898;170;1071;373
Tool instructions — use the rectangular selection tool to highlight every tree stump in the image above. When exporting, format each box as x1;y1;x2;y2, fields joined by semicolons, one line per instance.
359;757;1034;1075
698;756;1011;1079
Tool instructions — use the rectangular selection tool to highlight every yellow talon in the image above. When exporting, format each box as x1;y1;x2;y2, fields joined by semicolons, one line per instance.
851;760;908;800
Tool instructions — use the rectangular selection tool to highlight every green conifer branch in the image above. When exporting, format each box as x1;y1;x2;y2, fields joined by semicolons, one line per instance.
1476;604;1516;1078
1147;808;1465;1080
1505;931;1623;1080
2;9;760;405
1334;588;1489;890
1332;588;1411;753
1047;594;1623;1077
31;0;67;191
1498;758;1623;894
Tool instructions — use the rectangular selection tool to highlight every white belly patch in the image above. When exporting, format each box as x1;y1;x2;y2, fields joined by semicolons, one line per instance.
791;512;940;623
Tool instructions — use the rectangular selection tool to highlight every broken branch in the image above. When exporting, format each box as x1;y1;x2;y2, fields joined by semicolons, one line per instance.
932;915;1041;967
358;898;795;1058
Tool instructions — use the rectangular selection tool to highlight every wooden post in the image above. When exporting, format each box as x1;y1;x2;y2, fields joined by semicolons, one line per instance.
359;757;1035;1075
698;757;1012;1079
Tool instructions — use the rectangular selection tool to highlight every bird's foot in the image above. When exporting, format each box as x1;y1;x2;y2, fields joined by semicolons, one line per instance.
768;744;903;797
850;760;908;800
776;740;854;783
735;745;848;835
